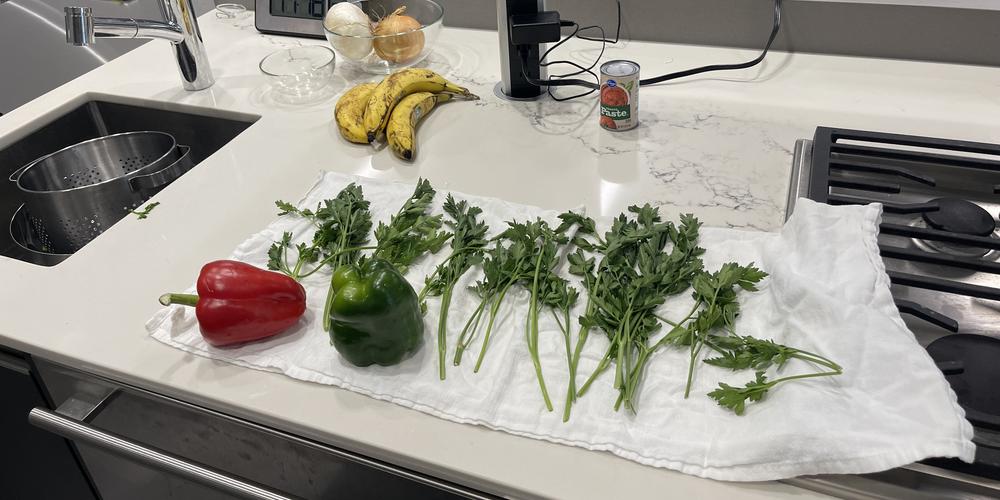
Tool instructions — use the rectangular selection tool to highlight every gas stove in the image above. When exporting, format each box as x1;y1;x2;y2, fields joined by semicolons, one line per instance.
784;127;1000;498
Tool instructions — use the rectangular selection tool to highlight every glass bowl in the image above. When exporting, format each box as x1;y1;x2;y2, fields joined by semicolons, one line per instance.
323;0;443;75
259;46;336;98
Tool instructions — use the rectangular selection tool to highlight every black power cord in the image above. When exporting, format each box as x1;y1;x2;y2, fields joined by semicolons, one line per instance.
641;0;783;85
518;22;604;101
518;0;783;101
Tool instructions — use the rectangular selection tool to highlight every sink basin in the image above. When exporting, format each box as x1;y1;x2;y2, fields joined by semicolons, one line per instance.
0;94;259;267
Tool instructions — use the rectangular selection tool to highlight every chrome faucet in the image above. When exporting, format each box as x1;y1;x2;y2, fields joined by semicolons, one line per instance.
64;0;215;91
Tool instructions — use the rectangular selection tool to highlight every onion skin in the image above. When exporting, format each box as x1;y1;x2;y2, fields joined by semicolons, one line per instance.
373;12;424;63
324;2;373;61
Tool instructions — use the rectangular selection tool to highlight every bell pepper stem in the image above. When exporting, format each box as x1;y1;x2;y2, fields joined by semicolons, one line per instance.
159;293;199;307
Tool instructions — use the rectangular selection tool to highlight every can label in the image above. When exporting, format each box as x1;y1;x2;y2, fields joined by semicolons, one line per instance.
600;60;639;131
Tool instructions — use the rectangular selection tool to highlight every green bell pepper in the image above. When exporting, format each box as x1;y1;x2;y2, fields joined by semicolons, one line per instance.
328;258;424;366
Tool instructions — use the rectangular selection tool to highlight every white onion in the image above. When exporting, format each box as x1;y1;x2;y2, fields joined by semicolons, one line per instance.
324;3;373;61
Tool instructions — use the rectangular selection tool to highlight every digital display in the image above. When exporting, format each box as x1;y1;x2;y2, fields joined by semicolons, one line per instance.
270;0;330;20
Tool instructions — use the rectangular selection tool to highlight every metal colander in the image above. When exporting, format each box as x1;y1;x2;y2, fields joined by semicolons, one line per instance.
10;131;193;253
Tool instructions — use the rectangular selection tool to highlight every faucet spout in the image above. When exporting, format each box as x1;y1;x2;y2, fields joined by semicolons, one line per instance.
65;6;96;46
63;0;214;91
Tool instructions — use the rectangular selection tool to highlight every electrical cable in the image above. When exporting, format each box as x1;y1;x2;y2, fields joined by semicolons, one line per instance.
518;22;599;100
516;0;783;101
640;0;782;85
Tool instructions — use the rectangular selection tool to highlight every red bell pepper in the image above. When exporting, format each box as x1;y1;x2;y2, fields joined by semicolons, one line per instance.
159;260;307;347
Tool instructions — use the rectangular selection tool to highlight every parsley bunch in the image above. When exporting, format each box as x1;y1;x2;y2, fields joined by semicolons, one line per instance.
569;206;705;415
662;262;770;398
419;195;489;380
454;229;533;371
367;179;451;272
317;178;447;332
269;180;448;333
703;335;842;415
457;218;576;412
268;183;374;281
661;263;843;415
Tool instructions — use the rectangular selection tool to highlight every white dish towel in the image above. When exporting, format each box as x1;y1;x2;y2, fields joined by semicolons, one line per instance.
147;171;974;481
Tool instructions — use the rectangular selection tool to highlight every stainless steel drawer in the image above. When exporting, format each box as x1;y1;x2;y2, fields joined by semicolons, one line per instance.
31;359;492;500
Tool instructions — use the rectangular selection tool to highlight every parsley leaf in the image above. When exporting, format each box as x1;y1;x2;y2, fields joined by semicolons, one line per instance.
371;178;450;272
132;202;160;220
708;371;770;416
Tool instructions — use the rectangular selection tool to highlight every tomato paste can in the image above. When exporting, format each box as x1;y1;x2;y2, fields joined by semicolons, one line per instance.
599;60;640;131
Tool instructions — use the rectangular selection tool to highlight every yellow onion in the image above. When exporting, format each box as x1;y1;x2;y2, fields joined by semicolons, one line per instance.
373;6;424;63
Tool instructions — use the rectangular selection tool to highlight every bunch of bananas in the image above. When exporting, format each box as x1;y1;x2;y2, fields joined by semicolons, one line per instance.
335;68;479;161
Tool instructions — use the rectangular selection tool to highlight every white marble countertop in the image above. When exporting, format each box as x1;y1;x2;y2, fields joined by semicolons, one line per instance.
1;11;998;499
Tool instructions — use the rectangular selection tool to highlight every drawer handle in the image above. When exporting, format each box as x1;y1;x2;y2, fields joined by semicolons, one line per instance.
28;407;298;500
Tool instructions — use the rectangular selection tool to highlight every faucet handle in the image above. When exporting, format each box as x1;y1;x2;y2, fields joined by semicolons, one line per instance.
65;6;96;46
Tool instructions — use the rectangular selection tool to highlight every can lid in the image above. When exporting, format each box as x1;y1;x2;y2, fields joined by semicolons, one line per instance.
601;59;640;77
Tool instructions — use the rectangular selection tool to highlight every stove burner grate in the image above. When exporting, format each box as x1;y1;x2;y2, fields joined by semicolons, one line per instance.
808;127;1000;332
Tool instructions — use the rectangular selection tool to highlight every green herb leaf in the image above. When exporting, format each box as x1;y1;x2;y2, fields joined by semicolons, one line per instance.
132;202;160;220
372;178;448;271
708;371;770;416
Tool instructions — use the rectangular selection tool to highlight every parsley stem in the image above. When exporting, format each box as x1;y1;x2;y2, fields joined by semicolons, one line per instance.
417;247;480;303
564;322;590;421
614;303;634;397
684;337;698;399
651;302;700;352
768;369;842;385
454;296;488;365
624;347;653;411
437;283;454;380
283;244;294;277
528;249;553;412
684;287;721;398
557;306;575;422
298;245;378;280
564;279;597;422
550;308;566;336
417;270;441;303
578;344;614;397
789;350;843;372
653;313;679;327
473;281;515;372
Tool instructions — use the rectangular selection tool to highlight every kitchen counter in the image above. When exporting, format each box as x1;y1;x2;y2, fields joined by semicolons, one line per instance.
1;12;999;499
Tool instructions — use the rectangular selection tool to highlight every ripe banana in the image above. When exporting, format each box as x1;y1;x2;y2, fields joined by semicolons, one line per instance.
363;68;477;143
386;92;452;161
335;82;378;144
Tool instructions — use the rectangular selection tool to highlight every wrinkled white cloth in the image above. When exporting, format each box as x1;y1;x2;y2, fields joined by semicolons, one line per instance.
147;172;974;481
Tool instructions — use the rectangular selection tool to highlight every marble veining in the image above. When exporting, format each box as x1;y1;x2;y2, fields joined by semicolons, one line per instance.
438;54;801;230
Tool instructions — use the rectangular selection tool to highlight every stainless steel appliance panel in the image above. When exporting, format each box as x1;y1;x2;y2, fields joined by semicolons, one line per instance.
32;359;488;500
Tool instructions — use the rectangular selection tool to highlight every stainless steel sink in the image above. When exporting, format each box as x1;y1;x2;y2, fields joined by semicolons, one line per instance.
0;94;258;267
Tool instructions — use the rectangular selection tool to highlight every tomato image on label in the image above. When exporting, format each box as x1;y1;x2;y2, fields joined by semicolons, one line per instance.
601;80;629;107
600;115;617;129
